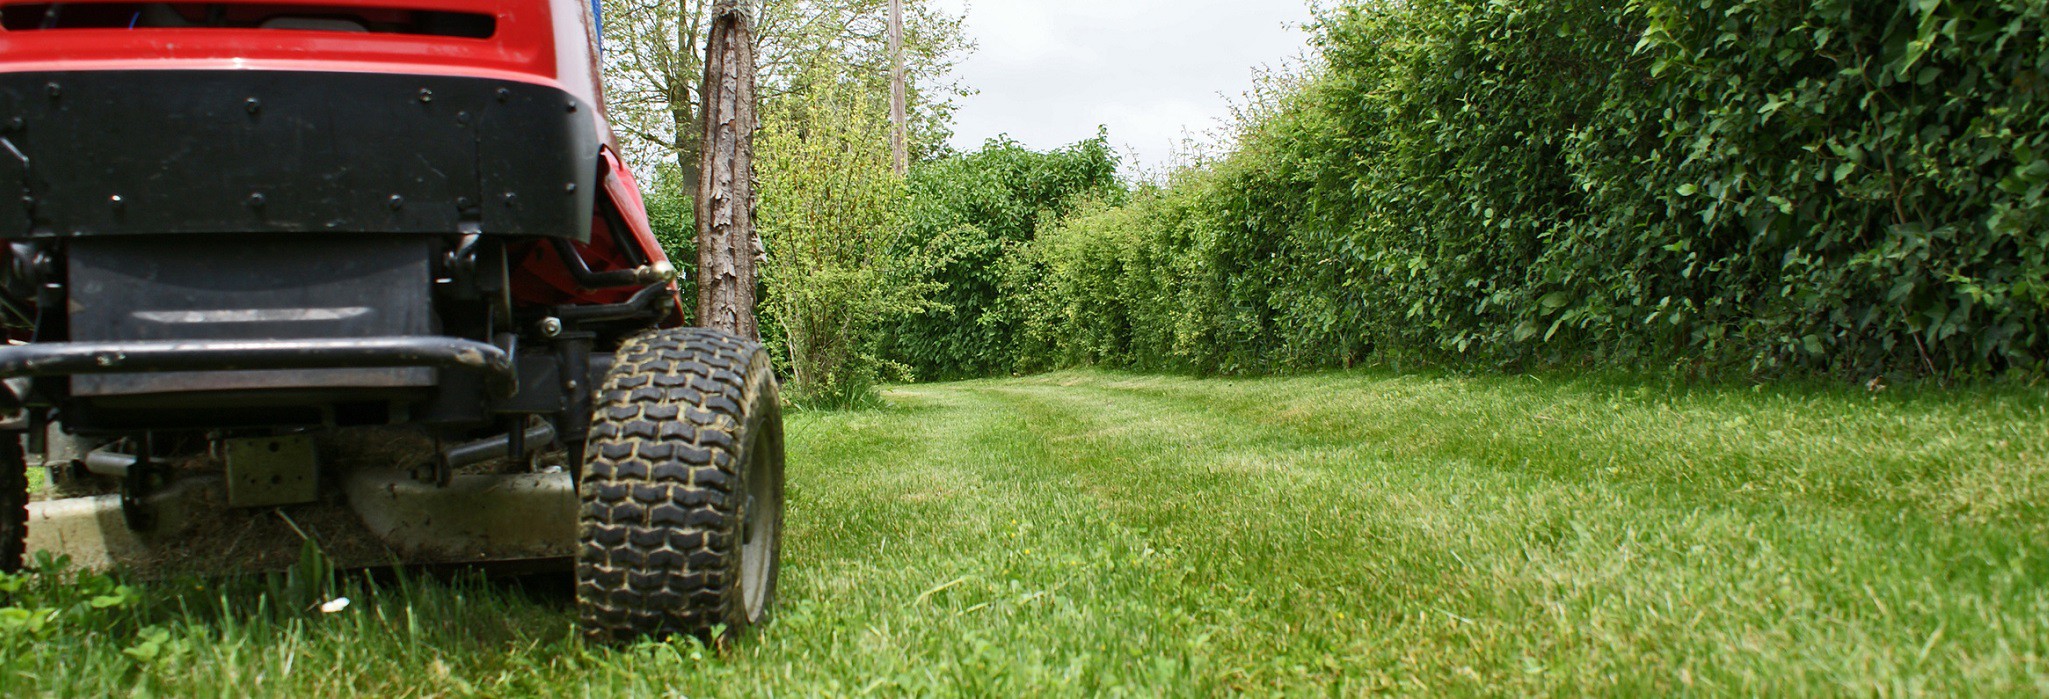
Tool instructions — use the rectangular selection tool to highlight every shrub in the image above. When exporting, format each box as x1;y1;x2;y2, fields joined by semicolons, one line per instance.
757;70;930;407
876;135;1123;379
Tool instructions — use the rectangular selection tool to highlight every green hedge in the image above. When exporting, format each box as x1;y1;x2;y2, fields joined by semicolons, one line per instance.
876;136;1123;380
1002;0;2048;378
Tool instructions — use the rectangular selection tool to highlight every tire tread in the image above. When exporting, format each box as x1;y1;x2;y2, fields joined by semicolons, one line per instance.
575;327;778;642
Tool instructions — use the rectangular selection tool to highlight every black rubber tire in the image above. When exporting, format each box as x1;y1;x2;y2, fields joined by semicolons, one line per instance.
575;328;785;642
1;435;26;574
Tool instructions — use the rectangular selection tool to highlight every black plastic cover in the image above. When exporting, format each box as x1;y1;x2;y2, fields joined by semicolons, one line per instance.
67;236;436;396
0;70;597;241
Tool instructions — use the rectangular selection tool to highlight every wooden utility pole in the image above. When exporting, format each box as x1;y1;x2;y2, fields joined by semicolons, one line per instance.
697;0;761;339
888;0;908;175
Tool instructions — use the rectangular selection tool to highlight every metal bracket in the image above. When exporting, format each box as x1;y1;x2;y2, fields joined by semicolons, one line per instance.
224;434;319;508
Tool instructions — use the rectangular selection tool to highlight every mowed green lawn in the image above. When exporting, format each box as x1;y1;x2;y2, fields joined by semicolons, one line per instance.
3;370;2046;695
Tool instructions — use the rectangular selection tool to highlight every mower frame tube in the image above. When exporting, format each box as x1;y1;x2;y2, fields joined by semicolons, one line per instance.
0;337;516;410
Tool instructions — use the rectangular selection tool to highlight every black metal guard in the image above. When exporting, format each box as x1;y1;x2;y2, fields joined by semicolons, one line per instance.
548;238;668;290
554;283;673;324
0;336;516;409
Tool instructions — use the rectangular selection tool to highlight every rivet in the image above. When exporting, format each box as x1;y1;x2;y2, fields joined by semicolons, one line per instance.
108;195;124;211
495;88;511;103
456;111;472;125
502;192;518;205
566;101;578;113
389;195;405;210
418;88;434;104
44;83;60;99
456;196;475;209
245;97;262;115
565;183;577;193
4;117;21;131
247;193;267;208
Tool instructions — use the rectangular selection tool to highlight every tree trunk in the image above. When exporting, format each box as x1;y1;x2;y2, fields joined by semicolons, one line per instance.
696;0;760;339
674;4;703;193
888;0;907;175
675;101;702;194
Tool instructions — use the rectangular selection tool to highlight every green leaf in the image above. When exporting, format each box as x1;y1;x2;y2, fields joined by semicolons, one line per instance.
88;585;137;609
1801;335;1826;356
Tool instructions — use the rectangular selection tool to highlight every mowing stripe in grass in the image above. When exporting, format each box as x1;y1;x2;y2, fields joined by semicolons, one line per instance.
0;370;2042;696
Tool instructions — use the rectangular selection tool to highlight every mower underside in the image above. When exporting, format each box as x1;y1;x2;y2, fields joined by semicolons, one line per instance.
28;463;579;576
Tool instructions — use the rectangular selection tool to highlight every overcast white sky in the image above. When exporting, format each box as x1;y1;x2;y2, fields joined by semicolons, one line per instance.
928;0;1318;174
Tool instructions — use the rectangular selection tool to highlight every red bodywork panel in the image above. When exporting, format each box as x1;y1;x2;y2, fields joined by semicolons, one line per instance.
0;0;682;324
0;0;559;81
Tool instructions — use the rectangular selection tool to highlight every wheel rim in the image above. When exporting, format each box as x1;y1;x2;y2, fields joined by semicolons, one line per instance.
738;424;778;622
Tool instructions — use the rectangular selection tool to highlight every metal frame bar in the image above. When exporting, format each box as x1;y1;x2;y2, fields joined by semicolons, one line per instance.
0;336;516;408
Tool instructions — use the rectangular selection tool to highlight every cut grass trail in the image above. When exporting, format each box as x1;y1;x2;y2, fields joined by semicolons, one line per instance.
1;370;2046;695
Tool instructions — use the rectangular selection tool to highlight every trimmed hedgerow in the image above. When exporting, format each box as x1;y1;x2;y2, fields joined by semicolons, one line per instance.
998;0;2048;379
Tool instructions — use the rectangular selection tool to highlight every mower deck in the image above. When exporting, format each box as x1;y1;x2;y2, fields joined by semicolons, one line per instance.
26;469;576;575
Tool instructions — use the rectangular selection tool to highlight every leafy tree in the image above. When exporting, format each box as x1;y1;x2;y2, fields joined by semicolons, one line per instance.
601;0;971;180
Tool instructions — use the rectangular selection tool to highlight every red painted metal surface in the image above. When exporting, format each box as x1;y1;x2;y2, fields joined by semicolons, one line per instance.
0;1;554;83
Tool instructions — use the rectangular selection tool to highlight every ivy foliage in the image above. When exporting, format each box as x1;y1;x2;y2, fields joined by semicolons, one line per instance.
976;0;2048;379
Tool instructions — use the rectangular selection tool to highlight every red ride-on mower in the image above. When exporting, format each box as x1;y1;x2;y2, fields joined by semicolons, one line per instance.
0;0;784;641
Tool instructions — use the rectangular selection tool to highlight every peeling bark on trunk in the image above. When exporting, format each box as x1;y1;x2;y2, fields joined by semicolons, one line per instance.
696;0;760;339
